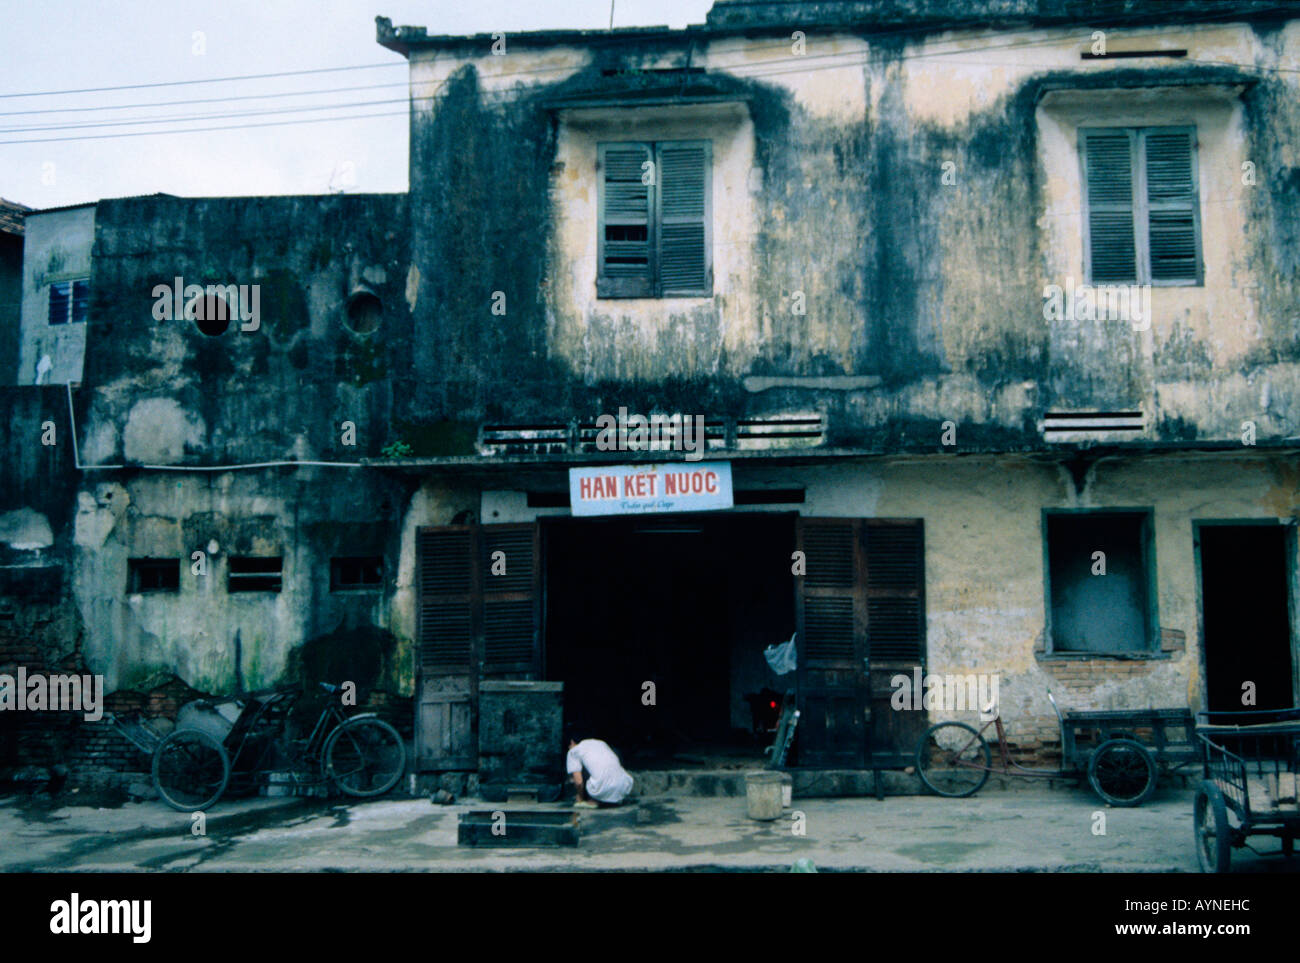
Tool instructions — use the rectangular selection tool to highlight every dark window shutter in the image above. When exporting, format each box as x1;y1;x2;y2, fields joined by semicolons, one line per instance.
49;282;69;325
1144;129;1199;282
657;142;711;295
865;522;925;662
598;143;654;298
1083;130;1137;283
481;525;539;674
417;528;475;673
800;519;864;667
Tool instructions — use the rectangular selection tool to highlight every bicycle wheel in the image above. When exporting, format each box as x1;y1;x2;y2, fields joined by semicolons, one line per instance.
915;722;991;797
152;728;231;812
1088;738;1157;807
322;717;406;797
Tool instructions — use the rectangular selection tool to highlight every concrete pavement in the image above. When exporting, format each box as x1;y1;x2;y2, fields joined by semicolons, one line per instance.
4;785;1295;872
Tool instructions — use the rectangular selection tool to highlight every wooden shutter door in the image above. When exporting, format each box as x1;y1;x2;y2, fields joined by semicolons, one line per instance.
795;518;868;767
598;143;654;298
1143;128;1200;282
481;524;540;677
1082;129;1137;283
864;520;927;767
416;526;477;770
656;141;711;296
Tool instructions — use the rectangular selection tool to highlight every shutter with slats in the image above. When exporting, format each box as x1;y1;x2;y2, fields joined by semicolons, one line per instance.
1083;130;1137;283
416;526;477;770
598;143;654;298
865;522;925;662
1144;128;1199;282
418;528;474;673
657;141;711;295
795;518;868;767
482;524;540;675
865;520;927;767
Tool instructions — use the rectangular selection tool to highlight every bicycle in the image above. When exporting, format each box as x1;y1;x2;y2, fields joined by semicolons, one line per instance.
151;682;406;812
914;688;1198;806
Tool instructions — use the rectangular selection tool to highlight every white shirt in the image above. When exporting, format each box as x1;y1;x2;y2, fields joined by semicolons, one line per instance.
566;739;634;804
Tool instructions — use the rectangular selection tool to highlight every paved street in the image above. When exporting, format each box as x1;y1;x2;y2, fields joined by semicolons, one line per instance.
2;786;1294;872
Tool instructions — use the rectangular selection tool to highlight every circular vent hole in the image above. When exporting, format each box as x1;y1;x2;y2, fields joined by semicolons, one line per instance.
346;291;382;335
189;294;231;336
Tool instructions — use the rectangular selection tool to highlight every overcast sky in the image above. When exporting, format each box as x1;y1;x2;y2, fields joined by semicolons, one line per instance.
0;1;714;209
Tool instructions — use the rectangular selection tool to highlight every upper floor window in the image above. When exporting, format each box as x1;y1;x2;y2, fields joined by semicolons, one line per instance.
1080;126;1201;285
48;279;90;325
597;140;712;298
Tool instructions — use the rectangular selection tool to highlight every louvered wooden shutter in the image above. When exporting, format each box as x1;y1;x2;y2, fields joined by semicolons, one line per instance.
1144;128;1200;282
482;525;539;675
800;519;866;667
657;141;711;296
417;527;475;674
1082;129;1137;283
865;521;925;662
598;142;654;298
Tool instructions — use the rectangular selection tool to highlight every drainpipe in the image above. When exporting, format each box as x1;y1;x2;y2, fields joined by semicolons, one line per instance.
65;382;365;471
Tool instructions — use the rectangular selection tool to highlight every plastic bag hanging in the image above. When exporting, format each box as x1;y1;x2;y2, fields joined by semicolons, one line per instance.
764;633;798;675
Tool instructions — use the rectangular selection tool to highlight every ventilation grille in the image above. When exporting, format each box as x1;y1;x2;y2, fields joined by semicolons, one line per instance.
420;604;472;670
479;423;569;457
866;525;923;589
736;414;826;450
574;416;727;454
1042;411;1145;440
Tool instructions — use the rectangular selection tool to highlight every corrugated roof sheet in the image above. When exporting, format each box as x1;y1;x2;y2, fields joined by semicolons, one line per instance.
0;198;32;236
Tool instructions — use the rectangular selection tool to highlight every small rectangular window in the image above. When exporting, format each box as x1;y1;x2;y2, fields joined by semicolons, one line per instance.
48;279;90;325
1080;126;1201;285
228;556;283;593
127;558;180;593
330;556;384;591
1046;512;1153;654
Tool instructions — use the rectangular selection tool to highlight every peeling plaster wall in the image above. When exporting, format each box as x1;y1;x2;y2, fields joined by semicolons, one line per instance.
19;206;94;387
71;468;418;696
402;18;1300;450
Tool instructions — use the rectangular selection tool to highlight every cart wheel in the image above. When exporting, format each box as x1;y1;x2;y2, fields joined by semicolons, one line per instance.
152;728;231;812
915;722;991;798
1194;781;1232;873
1088;738;1157;807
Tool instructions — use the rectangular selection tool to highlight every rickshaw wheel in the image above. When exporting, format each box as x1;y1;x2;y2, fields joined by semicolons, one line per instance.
1194;781;1232;873
152;728;231;813
1088;738;1157;807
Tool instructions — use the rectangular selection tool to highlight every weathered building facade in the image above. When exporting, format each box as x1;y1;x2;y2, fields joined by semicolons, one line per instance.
3;0;1298;789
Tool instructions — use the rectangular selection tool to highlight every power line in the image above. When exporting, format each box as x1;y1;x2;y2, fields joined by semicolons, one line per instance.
0;81;413;119
0;61;406;100
0;110;408;146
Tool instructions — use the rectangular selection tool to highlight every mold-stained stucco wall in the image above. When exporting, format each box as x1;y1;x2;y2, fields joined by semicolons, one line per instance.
397;17;1300;451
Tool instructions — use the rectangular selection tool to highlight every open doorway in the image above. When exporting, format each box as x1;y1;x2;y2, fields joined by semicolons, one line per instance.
542;513;797;767
1198;523;1296;715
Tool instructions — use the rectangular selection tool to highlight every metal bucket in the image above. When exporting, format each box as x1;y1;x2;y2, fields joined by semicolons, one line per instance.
176;699;241;743
745;771;785;821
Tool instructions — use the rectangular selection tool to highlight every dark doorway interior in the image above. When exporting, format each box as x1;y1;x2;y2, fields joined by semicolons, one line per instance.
1200;525;1295;714
543;513;796;766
